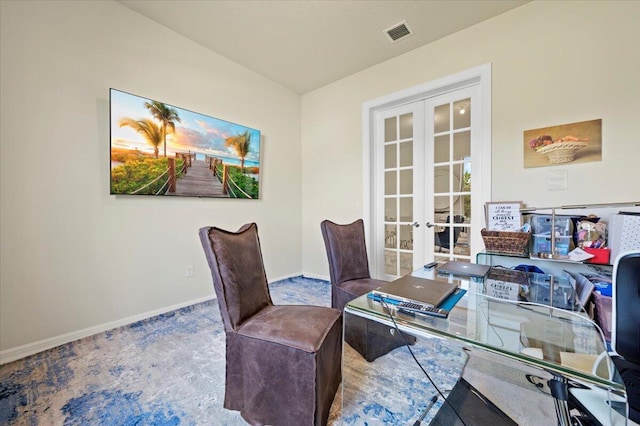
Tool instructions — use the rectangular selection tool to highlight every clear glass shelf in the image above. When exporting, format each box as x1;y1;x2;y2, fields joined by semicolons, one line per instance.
476;251;613;278
477;251;613;266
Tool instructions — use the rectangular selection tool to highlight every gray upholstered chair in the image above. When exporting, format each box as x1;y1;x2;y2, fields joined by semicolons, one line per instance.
199;223;342;426
321;218;413;362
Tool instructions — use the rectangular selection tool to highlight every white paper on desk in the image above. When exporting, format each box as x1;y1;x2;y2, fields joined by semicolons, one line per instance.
568;247;595;262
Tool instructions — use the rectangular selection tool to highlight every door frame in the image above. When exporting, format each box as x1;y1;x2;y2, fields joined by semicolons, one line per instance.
363;63;492;277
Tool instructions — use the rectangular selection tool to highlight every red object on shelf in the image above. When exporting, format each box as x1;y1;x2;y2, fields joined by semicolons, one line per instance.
584;247;611;264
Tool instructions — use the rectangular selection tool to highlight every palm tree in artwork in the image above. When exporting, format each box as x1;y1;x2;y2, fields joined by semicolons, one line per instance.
225;130;252;173
119;118;163;158
144;101;181;157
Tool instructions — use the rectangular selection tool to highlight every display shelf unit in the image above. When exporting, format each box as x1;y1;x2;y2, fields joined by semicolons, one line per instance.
478;200;639;277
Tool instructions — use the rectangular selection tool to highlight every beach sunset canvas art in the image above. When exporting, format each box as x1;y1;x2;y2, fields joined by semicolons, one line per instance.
110;89;261;198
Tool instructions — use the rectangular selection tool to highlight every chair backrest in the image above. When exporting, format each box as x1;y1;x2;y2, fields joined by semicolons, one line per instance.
199;223;273;333
612;249;640;364
436;215;465;248
452;215;465;243
321;219;371;285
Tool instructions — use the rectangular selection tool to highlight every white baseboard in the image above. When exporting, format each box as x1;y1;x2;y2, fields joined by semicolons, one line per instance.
0;295;215;365
269;272;329;282
0;273;330;365
268;272;303;282
299;272;330;281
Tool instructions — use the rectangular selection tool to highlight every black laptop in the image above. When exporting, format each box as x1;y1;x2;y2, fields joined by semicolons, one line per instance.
372;275;458;308
437;261;491;278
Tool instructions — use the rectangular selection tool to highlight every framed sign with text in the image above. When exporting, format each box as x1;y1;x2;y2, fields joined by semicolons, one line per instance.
485;201;523;231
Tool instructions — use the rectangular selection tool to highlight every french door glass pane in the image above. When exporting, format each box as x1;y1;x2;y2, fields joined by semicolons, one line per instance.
399;141;413;167
453;131;471;160
463;161;472;192
399;197;413;222
453;99;471;130
385;144;396;168
385;224;397;249
385;170;396;195
399;252;412;276
399;113;413;139
385;198;397;221
399;225;413;250
399;170;412;194
434;165;452;195
462;161;472;219
434;104;450;133
384;118;396;142
384;249;396;275
434;135;449;163
433;196;449;214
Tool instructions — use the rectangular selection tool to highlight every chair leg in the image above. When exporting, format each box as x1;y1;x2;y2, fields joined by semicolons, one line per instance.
344;312;416;362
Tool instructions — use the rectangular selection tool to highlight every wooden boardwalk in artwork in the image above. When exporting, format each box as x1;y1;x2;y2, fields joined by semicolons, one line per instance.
167;159;228;197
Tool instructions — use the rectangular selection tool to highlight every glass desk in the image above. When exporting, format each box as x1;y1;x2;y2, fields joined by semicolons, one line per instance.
341;267;629;425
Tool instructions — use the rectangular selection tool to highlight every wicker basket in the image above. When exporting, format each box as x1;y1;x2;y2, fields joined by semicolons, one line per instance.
535;141;588;164
481;228;531;256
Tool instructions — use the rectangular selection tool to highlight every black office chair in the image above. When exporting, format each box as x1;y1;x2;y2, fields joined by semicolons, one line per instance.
611;249;640;423
435;215;465;251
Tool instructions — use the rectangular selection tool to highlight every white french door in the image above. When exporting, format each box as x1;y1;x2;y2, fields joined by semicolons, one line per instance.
425;85;483;266
372;83;487;281
375;103;426;280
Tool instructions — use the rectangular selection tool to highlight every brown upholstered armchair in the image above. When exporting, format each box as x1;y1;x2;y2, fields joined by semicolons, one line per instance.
321;219;413;362
199;223;342;426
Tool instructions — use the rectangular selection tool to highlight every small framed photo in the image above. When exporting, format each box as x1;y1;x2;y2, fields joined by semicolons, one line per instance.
485;201;523;232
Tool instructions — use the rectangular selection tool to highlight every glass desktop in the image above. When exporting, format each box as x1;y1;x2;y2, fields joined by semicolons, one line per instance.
341;267;628;425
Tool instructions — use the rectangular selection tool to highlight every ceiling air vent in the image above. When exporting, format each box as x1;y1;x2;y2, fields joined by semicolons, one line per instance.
384;21;414;43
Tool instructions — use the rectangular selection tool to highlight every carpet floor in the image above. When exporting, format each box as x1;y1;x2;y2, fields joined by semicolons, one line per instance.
0;276;469;425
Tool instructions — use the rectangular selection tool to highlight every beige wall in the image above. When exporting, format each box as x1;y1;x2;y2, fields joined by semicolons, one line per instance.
0;1;302;356
2;0;639;359
301;1;640;277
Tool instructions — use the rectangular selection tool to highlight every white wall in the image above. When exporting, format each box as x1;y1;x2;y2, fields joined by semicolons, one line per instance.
0;1;302;357
301;1;640;277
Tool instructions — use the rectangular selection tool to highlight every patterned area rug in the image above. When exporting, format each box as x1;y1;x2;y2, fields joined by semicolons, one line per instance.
0;276;463;425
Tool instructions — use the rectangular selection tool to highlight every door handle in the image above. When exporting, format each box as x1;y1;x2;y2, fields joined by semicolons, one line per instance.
425;222;435;228
412;221;420;228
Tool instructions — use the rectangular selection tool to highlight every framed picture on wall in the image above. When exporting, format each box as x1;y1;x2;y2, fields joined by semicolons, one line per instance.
523;119;602;168
110;88;261;199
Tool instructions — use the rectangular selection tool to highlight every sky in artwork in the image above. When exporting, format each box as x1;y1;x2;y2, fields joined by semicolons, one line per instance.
110;89;261;162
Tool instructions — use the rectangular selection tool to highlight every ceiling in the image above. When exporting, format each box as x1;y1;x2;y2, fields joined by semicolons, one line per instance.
118;0;529;94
